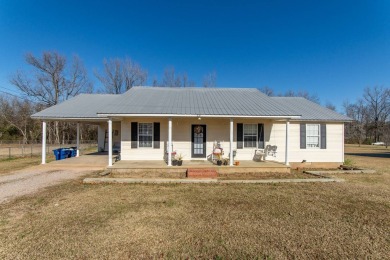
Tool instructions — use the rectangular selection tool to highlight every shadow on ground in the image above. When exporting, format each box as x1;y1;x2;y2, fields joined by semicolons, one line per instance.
345;152;390;158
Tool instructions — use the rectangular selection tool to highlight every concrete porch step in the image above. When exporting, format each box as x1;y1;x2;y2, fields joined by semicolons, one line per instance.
187;168;218;179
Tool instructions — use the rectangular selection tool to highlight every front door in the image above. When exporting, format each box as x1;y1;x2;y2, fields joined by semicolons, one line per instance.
191;124;206;158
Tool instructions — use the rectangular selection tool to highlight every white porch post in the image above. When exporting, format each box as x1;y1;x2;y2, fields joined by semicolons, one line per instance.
285;119;290;166
41;121;47;164
229;118;234;166
108;119;113;167
168;117;172;166
76;122;80;157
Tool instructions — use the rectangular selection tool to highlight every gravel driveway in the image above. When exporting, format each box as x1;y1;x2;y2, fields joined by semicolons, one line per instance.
0;166;97;204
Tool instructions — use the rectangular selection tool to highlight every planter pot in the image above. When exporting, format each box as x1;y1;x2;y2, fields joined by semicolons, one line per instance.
217;160;222;166
223;160;228;166
177;160;183;166
235;161;240;166
172;160;178;166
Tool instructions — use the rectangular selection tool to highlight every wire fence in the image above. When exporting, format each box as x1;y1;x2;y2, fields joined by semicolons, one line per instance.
0;140;97;159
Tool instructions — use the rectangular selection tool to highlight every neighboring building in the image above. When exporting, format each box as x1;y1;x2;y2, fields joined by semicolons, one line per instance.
32;87;351;167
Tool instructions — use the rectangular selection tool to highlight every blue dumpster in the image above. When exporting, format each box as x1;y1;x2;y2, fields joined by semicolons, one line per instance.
53;149;61;160
70;147;77;157
70;148;77;157
62;148;72;158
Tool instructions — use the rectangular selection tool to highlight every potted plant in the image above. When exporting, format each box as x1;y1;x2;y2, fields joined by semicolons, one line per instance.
177;153;184;166
217;159;222;166
172;158;178;166
222;158;229;165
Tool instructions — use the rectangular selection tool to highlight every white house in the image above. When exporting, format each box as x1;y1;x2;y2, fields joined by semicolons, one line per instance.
32;87;351;168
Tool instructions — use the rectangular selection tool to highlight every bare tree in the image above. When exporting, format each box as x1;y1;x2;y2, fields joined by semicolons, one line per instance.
203;71;217;88
363;86;390;142
10;52;91;106
344;99;368;146
10;51;92;144
0;96;39;144
381;122;390;148
95;58;123;94
122;58;147;90
259;86;274;96
279;89;320;104
159;67;195;87
325;102;337;111
95;57;147;94
182;73;196;87
161;67;177;87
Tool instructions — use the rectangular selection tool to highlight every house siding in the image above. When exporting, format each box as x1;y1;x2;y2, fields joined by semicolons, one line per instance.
97;122;121;152
117;118;344;164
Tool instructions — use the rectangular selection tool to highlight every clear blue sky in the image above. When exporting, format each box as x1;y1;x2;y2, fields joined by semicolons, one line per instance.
1;0;389;111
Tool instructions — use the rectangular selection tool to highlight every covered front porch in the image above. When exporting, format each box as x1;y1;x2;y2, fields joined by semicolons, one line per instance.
39;115;293;168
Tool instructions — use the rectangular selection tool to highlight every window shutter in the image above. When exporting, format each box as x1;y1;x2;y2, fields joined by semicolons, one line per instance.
153;122;160;149
300;123;306;149
320;124;327;149
237;123;243;149
131;122;138;148
258;124;264;149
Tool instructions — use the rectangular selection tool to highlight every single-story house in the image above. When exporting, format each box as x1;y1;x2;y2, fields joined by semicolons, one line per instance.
31;87;351;168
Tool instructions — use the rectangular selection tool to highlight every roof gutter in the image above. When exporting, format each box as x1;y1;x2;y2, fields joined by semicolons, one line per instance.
96;113;302;119
30;116;109;121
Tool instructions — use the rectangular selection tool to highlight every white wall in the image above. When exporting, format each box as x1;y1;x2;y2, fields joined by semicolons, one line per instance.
97;121;121;152
120;117;272;161
119;117;344;163
289;122;344;163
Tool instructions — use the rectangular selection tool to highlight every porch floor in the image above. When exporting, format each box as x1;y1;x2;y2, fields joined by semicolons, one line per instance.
46;153;290;174
110;159;291;175
110;159;288;169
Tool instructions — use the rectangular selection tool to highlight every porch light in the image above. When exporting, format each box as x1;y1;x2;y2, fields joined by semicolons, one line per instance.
197;115;201;120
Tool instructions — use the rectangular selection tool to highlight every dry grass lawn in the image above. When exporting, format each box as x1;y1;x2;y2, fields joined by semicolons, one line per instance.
0;145;389;259
0;155;54;175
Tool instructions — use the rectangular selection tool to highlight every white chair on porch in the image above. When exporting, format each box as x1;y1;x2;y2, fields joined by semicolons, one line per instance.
254;149;265;162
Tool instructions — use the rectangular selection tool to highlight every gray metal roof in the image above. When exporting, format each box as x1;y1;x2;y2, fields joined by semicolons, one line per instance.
97;87;299;117
271;97;351;121
31;94;117;119
31;87;351;121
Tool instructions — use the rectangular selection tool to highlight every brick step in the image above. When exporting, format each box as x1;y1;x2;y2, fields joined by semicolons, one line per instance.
187;168;218;179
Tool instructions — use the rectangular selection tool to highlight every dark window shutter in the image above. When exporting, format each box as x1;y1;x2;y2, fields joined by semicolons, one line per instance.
237;123;243;149
131;122;138;148
300;123;306;149
320;124;327;149
258;124;264;149
153;122;160;149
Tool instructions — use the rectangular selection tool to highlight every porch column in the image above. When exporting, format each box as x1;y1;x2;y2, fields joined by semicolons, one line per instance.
168;117;172;166
41;121;47;164
76;122;80;157
285;119;290;166
108;119;113;167
229;118;234;166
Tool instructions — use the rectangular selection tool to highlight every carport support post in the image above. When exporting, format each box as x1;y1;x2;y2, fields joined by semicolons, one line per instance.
285;119;290;166
41;121;47;164
108;119;113;167
229;118;234;166
76;122;80;157
168;117;172;166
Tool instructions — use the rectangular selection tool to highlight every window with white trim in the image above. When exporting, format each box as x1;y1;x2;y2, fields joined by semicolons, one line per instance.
138;123;153;148
243;124;257;148
306;124;320;148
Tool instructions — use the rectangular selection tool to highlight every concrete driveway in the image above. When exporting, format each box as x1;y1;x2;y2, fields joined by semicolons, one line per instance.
0;154;107;204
